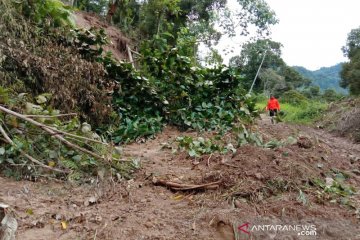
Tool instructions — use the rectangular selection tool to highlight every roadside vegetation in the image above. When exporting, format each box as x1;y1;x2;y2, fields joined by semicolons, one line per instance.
256;92;329;125
0;1;359;239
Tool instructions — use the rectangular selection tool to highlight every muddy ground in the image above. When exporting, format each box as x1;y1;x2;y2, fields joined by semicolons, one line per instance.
1;116;359;240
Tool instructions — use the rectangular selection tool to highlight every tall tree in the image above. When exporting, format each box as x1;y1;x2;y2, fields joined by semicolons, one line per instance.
341;26;360;95
342;27;360;58
230;39;310;93
229;39;283;90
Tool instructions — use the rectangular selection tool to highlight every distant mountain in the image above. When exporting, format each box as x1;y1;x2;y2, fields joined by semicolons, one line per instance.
293;63;348;94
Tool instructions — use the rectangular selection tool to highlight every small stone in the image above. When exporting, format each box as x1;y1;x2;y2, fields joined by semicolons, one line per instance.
234;200;242;208
254;173;263;180
144;222;153;228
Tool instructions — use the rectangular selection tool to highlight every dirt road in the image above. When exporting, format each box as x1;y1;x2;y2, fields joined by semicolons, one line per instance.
1;118;359;239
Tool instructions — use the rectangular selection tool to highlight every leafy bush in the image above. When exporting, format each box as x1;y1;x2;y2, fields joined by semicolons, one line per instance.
19;0;74;27
176;136;236;158
2;0;259;145
280;90;308;105
278;102;327;124
77;30;259;142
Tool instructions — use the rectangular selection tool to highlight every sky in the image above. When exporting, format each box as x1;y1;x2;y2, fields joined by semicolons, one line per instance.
219;0;360;70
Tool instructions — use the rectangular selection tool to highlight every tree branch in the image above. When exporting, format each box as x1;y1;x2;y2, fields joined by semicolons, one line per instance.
0;124;69;174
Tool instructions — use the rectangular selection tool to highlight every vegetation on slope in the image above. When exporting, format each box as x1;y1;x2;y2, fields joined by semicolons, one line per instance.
0;0;279;180
293;64;348;95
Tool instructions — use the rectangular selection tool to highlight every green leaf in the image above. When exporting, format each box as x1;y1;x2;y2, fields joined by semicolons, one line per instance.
188;149;197;157
48;150;57;159
72;155;82;161
0;147;5;155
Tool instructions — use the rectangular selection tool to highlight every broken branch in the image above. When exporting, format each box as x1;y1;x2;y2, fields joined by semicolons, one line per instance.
0;124;69;174
23;113;77;118
152;177;221;191
0;105;105;162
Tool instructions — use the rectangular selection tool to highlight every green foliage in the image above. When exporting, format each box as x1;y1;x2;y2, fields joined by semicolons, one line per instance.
0;94;138;181
229;39;284;91
70;28;109;59
0;87;10;104
110;0;277;48
76;30;258;142
230;39;310;94
139;0;181;38
19;0;74;27
220;0;277;38
302;85;320;99
113;116;163;143
2;0;261;145
341;49;360;95
322;89;339;102
281;90;308;105
311;172;356;207
257;95;328;125
284;103;328;124
342;26;360;58
112;0;141;35
293;64;348;95
233;124;263;147
176;136;233;157
75;0;109;15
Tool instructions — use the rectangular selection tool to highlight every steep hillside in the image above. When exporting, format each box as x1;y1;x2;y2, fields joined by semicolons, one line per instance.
319;97;360;143
293;64;348;94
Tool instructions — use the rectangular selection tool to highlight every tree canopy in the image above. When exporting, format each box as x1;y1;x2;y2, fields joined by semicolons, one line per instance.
341;26;360;95
229;39;310;95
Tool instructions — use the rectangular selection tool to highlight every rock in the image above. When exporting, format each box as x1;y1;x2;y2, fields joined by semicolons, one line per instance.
317;163;324;168
84;196;98;206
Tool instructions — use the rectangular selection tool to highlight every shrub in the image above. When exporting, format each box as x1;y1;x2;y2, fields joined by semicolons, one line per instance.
281;90;308;105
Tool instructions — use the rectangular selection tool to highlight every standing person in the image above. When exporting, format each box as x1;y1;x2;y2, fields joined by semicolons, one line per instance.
266;95;280;124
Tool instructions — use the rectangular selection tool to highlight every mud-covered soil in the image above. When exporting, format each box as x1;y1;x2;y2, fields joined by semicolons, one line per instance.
1;116;360;240
74;11;131;62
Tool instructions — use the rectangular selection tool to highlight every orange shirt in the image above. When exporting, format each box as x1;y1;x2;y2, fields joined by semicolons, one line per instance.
266;98;280;110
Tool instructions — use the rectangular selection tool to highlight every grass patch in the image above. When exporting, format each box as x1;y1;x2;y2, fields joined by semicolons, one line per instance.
257;98;328;125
